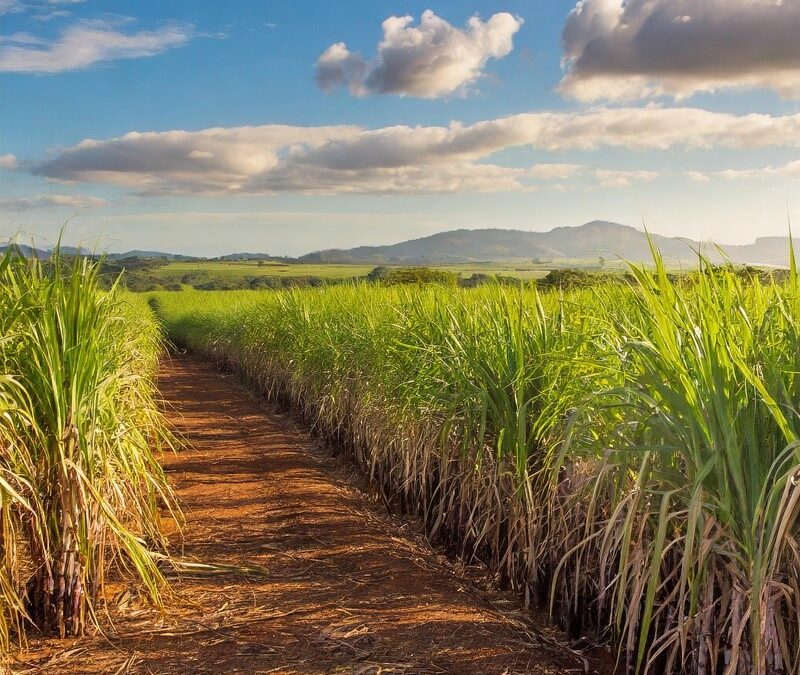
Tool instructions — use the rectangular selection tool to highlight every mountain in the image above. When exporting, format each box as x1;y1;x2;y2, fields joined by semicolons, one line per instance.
0;243;46;258
722;237;796;267
58;245;93;256
3;222;795;266
0;244;194;261
299;221;795;266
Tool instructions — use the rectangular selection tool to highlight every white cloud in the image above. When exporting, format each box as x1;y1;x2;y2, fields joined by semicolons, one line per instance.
0;19;192;73
561;0;800;101
527;163;585;180
32;10;71;21
29;1;88;21
692;160;800;181
0;0;21;15
33;124;363;192
0;33;47;46
29;107;800;196
315;42;368;96
250;162;575;195
0;194;106;211
315;10;523;98
685;170;711;183
0;154;17;169
592;169;659;188
1;0;86;14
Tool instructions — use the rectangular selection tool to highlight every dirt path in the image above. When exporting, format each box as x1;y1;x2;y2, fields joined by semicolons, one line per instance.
12;354;601;675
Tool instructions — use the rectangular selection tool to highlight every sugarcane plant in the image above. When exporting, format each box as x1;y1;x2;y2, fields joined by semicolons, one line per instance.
0;246;175;651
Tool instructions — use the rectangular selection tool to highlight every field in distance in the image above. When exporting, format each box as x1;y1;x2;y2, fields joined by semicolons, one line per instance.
152;260;376;280
150;258;624;281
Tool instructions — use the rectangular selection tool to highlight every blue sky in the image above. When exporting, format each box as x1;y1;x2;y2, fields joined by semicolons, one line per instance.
1;0;799;255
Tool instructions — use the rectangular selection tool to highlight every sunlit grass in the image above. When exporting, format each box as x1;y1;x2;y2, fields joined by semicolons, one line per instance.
0;248;175;654
151;254;800;674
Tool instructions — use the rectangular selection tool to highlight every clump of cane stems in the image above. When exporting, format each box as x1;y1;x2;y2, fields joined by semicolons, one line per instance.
0;247;175;656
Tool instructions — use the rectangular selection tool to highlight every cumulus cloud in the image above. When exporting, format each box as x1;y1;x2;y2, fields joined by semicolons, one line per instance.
0;154;17;169
315;42;368;96
31;122;587;194
0;19;192;73
33;124;363;192
0;194;106;211
315;10;522;98
29;106;800;196
561;0;800;101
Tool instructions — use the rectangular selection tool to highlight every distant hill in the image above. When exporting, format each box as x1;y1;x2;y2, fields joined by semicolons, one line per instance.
3;222;795;266
721;237;796;267
0;243;46;258
0;245;197;261
299;221;796;266
106;250;199;261
0;243;91;258
216;252;283;261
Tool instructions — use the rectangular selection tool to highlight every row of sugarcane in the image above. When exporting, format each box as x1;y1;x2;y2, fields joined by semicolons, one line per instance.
151;248;800;675
0;249;175;661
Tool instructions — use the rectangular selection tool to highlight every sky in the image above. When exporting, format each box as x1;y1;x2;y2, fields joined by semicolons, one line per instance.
1;0;799;256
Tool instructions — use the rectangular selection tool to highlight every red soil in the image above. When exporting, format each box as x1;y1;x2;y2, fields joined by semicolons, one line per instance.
11;354;607;674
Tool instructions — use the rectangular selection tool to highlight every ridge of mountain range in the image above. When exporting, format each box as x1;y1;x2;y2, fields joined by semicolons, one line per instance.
298;221;790;266
1;221;792;266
